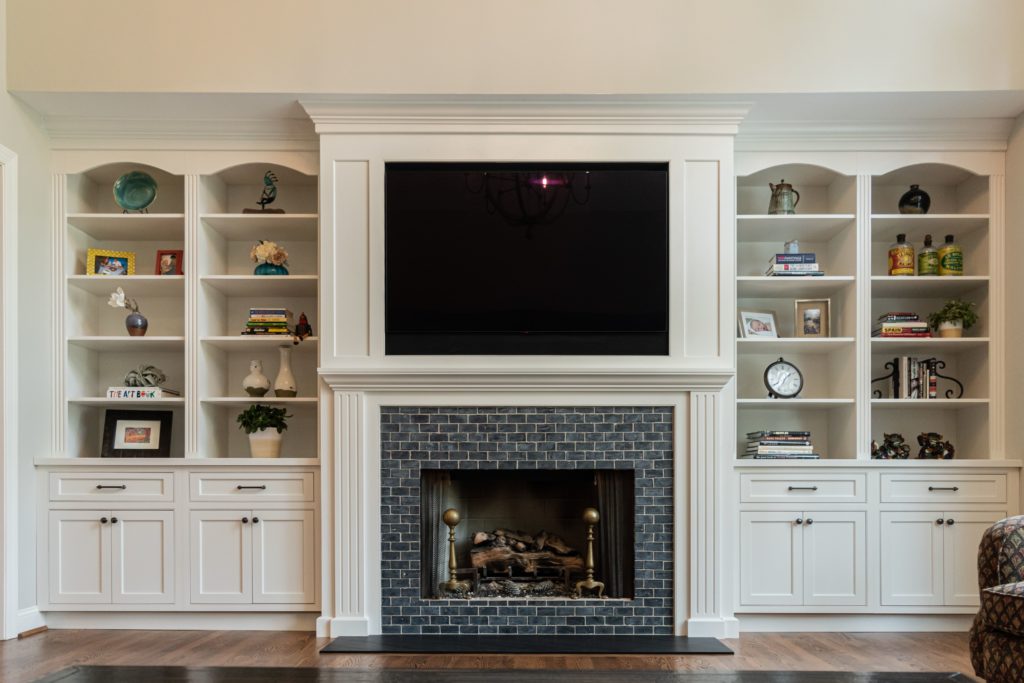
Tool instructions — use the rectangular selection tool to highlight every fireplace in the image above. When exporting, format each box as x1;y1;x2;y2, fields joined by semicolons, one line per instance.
379;406;674;635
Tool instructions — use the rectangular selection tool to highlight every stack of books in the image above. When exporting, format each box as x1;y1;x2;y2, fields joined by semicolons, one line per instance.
741;430;820;459
242;307;293;336
872;312;930;338
765;252;824;277
884;356;940;399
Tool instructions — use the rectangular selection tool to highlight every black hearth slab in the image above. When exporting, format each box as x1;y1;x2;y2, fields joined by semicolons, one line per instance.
321;634;732;655
32;666;974;683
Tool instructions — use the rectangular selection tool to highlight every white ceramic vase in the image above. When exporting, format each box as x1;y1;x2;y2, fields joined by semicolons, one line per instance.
242;359;271;396
938;320;964;338
274;345;297;397
248;428;282;458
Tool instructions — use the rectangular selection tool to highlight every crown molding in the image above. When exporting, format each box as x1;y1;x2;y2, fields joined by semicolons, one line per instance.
301;95;751;135
42;116;318;150
736;118;1015;152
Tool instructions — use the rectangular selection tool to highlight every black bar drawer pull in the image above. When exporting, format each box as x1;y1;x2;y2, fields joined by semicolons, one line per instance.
96;484;127;490
787;486;819;491
928;486;960;492
236;485;267;490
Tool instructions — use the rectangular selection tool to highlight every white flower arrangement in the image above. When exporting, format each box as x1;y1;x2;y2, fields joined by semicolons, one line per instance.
250;240;288;266
107;287;140;314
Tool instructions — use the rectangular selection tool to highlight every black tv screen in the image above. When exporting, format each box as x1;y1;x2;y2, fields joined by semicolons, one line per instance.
385;162;669;355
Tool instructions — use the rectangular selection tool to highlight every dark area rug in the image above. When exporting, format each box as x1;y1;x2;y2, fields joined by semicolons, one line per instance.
33;667;972;683
321;635;733;655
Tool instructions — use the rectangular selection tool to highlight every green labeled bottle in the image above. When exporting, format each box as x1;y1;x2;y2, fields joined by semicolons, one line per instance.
917;234;939;276
937;234;963;276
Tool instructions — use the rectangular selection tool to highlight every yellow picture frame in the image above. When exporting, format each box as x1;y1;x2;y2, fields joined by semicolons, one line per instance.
86;248;136;276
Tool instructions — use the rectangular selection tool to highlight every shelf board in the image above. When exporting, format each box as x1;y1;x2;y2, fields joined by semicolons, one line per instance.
201;397;318;407
871;398;989;409
200;336;319;352
738;398;855;409
200;213;318;240
735;458;1023;469
200;275;318;297
871;275;989;298
67;274;184;296
737;337;855;354
35;456;320;467
67;336;185;352
871;214;988;240
68;397;185;407
737;214;855;242
871;337;989;355
738;276;855;298
66;213;185;241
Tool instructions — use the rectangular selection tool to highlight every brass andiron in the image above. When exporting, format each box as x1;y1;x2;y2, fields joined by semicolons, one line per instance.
574;507;606;598
440;508;472;595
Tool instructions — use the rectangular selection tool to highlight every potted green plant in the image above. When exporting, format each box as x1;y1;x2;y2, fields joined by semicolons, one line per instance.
927;299;979;338
236;404;291;458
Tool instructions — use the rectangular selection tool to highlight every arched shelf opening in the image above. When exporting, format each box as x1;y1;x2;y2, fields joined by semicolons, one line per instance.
870;163;988;216
67;161;184;215
199;162;317;216
737;163;855;217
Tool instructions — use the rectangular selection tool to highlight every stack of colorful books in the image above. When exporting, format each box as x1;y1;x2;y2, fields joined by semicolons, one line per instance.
742;430;820;459
765;252;823;277
884;356;940;399
242;307;293;336
872;312;930;338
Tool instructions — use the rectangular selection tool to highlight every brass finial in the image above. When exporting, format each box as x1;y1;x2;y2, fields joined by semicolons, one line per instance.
439;508;471;596
574;506;606;598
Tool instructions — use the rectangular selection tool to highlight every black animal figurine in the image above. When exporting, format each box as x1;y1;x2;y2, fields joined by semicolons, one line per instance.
917;432;955;459
872;433;911;459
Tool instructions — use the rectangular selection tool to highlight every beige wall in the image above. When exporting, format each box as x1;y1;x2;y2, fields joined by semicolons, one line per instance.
8;0;1024;95
1;0;51;610
1006;113;1024;460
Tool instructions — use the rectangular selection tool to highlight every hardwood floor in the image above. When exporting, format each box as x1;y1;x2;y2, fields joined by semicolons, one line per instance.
0;631;977;683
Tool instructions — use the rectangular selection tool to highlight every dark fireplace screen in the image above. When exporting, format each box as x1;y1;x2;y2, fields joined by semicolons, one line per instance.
421;469;634;600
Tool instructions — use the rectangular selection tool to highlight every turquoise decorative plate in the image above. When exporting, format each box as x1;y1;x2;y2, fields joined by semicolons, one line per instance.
113;171;158;212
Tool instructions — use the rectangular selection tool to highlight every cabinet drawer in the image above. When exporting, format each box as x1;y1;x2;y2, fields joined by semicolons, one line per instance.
740;473;866;503
189;472;315;502
49;472;173;502
880;474;1007;504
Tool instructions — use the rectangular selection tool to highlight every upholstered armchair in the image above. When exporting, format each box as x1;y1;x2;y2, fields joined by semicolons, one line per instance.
970;515;1024;682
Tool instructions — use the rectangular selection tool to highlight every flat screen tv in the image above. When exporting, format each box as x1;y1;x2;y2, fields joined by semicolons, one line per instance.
385;162;669;355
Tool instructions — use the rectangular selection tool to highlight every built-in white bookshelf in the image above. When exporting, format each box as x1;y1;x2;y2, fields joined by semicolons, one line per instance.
57;160;319;460
735;159;1001;462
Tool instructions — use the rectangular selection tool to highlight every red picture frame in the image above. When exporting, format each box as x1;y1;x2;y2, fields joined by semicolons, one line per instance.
155;249;184;275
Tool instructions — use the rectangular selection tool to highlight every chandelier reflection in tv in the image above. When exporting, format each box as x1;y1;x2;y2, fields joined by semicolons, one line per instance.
465;170;591;234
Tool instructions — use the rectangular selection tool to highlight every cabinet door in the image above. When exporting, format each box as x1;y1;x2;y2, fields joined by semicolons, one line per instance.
944;511;1004;607
803;511;866;606
880;511;944;606
48;510;110;604
252;509;315;604
740;511;803;606
111;510;175;604
190;510;251;604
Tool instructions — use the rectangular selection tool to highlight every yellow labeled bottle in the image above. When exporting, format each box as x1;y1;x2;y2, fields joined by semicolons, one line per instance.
888;233;915;276
937;234;963;276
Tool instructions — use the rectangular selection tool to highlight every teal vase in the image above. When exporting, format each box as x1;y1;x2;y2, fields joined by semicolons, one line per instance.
254;263;289;276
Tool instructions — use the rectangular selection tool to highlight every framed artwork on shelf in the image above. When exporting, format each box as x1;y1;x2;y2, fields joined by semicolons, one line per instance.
101;409;173;457
738;309;780;339
794;299;831;338
86;248;136;276
155;249;184;275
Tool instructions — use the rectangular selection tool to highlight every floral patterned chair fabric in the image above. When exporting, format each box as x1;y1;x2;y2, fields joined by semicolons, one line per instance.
970;515;1024;682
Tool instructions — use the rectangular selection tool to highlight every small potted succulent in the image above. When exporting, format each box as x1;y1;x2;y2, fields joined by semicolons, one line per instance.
107;286;147;336
250;240;289;276
236;404;291;458
927;298;979;338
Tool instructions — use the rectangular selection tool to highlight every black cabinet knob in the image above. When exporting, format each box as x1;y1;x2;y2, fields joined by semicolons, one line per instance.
805;518;814;526
100;517;108;524
252;517;260;524
795;518;803;525
946;519;955;526
111;517;118;524
936;518;944;525
242;517;249;524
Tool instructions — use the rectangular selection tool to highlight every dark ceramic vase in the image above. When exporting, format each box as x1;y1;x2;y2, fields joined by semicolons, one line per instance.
254;263;289;276
125;312;149;337
898;184;931;214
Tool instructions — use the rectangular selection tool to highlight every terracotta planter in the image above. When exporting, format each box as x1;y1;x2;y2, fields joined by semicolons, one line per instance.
938;320;964;338
248;428;282;458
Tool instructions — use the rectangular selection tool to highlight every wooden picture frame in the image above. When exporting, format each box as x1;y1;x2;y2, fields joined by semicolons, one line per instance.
795;298;831;338
101;410;173;458
155;249;184;275
738;309;780;339
86;248;136;276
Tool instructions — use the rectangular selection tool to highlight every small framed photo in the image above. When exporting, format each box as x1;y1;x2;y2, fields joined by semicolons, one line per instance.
155;249;184;275
795;298;831;338
738;309;780;338
101;410;173;458
87;248;136;276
